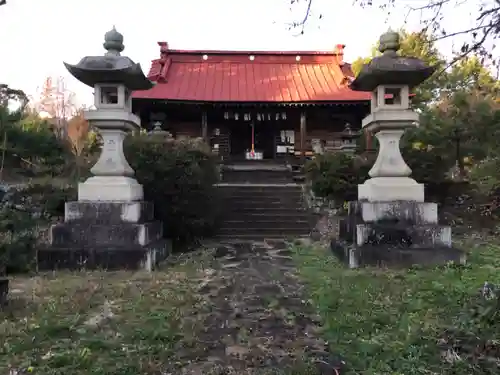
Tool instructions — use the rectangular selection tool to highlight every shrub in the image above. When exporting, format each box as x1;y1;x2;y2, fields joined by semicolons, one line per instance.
0;183;75;274
469;156;500;196
402;144;452;185
0;204;36;274
468;157;500;221
304;153;370;202
7;183;76;218
305;146;459;205
1;116;68;176
125;134;221;245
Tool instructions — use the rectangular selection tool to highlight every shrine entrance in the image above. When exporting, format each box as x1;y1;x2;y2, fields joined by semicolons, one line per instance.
230;121;277;160
226;110;295;160
253;121;276;159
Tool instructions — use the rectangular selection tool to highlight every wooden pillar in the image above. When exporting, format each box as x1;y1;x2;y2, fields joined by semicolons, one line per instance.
300;110;306;161
201;110;208;144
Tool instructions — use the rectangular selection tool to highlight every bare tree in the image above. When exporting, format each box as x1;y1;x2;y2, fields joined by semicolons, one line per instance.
290;0;500;64
33;76;77;138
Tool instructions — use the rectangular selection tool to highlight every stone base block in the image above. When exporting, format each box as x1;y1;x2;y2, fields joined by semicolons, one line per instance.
37;240;171;272
358;177;424;202
355;223;451;247
78;176;143;201
348;201;438;225
64;201;154;224
333;198;466;268
331;240;466;268
0;278;8;306
50;221;162;247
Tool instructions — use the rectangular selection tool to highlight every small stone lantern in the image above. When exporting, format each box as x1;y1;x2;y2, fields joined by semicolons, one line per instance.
63;26;154;201
39;28;169;272
330;30;466;269
351;29;434;202
339;123;358;153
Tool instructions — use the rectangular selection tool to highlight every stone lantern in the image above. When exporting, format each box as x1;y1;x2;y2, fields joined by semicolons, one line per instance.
64;26;153;201
38;28;169;271
331;30;466;268
350;30;434;202
338;123;358;153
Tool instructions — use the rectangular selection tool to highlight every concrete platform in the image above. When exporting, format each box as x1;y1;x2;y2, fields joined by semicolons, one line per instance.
332;199;467;268
37;240;171;272
331;239;466;268
41;200;167;272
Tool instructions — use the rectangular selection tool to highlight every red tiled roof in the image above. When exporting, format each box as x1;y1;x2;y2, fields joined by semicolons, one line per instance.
132;42;371;103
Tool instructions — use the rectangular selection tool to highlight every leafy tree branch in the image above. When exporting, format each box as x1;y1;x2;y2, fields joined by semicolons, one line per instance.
290;0;499;64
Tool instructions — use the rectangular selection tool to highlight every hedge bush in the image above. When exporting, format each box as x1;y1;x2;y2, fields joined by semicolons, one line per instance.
0;183;75;274
0;204;37;274
304;153;370;202
403;145;452;186
305;147;458;204
125;134;221;245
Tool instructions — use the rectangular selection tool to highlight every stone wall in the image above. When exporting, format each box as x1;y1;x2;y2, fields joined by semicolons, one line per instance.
302;183;342;241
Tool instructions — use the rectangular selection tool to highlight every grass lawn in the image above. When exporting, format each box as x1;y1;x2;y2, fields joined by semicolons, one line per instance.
0;254;207;375
292;239;500;375
4;240;499;375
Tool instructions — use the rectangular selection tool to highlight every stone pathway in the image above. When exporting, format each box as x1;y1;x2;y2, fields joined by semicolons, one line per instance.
170;239;343;375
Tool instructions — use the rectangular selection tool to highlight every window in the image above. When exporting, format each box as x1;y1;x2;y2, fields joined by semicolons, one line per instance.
384;87;402;105
101;86;118;104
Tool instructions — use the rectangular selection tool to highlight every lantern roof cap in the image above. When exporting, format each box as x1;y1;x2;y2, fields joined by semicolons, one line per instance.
350;29;435;92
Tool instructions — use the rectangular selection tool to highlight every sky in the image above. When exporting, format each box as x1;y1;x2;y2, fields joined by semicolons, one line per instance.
0;0;482;109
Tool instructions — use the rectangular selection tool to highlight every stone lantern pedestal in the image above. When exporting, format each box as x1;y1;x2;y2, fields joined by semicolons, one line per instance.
37;28;169;271
332;30;466;268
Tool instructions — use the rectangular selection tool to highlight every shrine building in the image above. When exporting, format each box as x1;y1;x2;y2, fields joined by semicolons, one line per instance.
132;42;373;161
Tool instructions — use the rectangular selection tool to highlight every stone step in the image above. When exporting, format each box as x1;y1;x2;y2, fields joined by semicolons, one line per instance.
216;181;309;239
292;175;306;183
226;202;306;211
221;212;310;220
220;189;303;197
224;206;309;214
223;196;304;203
222;177;294;184
222;194;303;200
222;169;291;175
222;167;291;173
217;184;302;190
224;192;303;199
217;226;310;236
215;234;307;241
222;195;303;205
221;171;293;183
220;219;310;230
224;206;307;213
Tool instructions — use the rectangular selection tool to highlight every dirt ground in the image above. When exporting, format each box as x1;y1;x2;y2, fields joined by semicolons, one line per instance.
174;239;342;374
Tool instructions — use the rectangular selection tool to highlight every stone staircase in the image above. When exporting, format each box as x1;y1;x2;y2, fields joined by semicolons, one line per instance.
216;162;311;240
221;161;293;184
